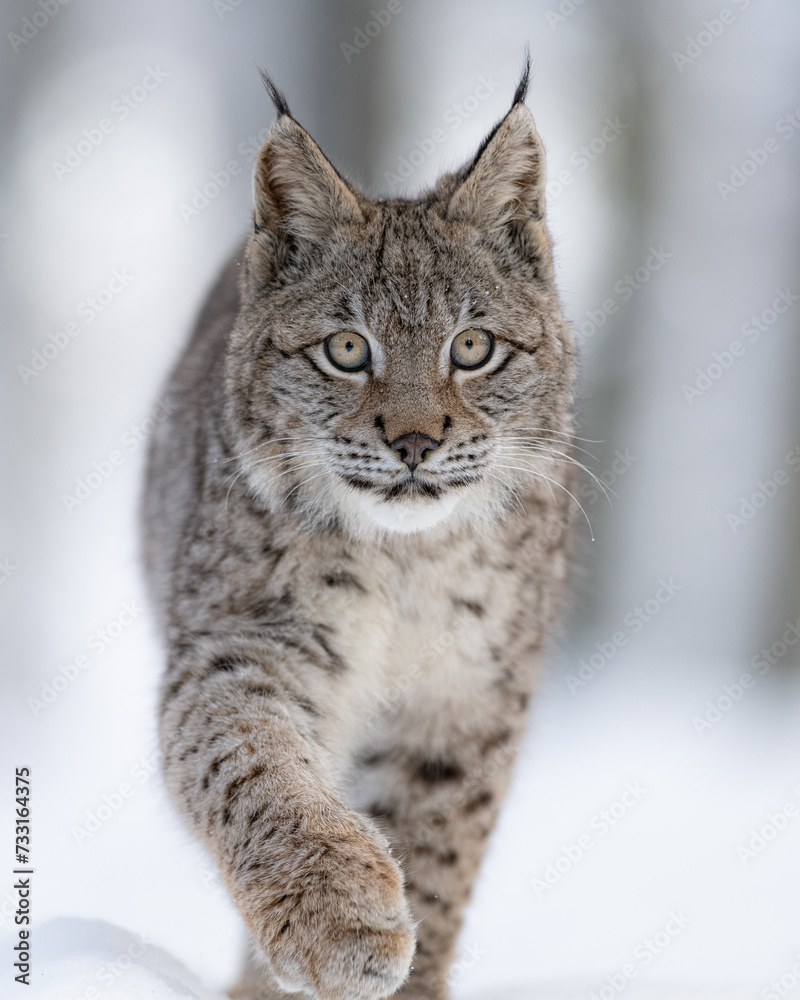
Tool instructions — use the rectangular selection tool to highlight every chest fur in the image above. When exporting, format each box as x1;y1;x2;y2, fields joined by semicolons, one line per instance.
307;533;532;757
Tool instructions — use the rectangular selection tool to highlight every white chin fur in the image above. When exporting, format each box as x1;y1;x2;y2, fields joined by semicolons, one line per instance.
356;491;461;534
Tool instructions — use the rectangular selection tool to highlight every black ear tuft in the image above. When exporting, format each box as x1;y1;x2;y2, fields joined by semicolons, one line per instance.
258;68;292;119
512;46;531;108
459;49;533;178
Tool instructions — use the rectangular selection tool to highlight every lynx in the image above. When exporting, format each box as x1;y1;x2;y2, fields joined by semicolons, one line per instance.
142;59;579;1000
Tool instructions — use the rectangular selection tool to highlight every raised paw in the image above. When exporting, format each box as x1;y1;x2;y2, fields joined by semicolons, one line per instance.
243;813;416;1000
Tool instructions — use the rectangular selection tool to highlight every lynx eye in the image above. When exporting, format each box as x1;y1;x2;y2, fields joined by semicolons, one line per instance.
451;328;493;370
325;331;370;372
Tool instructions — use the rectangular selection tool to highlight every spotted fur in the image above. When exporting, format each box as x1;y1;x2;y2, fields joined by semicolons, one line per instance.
142;63;578;1000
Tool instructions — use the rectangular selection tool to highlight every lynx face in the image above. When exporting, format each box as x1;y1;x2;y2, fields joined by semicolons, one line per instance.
225;89;574;536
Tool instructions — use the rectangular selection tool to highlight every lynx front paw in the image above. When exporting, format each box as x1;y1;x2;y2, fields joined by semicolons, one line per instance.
249;818;416;1000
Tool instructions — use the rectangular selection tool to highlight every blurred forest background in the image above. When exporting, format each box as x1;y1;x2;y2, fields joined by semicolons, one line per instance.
1;0;799;996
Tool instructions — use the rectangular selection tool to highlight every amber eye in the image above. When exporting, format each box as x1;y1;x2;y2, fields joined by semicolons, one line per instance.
451;328;493;370
325;331;370;372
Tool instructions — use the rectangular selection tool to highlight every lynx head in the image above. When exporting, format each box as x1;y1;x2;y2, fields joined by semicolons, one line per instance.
226;60;576;538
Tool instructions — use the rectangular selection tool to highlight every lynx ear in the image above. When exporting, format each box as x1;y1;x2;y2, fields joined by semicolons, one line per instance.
446;102;546;237
253;115;364;242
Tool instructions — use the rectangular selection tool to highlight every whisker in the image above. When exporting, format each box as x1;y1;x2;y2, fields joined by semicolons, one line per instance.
509;426;604;445
258;461;322;489
500;444;615;504
493;461;595;541
501;435;598;461
219;451;321;489
247;450;323;467
225;459;322;502
225;468;248;510
212;436;322;466
281;469;331;507
484;470;526;515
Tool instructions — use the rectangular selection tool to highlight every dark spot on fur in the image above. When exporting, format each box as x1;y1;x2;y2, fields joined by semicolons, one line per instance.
207;749;236;777
322;570;365;592
440;849;458;865
208;656;246;674
249;596;294;621
464;790;494;813
289;692;319;715
312;628;347;673
241;684;278;699
486;352;514;378
343;475;375;491
225;776;246;802
414;757;464;784
481;729;512;756
173;701;199;732
367;802;396;823
452;596;485;617
278;920;291;936
164;669;193;700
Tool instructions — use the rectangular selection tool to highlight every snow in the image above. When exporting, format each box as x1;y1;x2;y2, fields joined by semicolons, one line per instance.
12;918;228;1000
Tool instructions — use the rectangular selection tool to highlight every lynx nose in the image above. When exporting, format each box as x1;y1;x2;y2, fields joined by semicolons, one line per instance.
389;433;439;473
